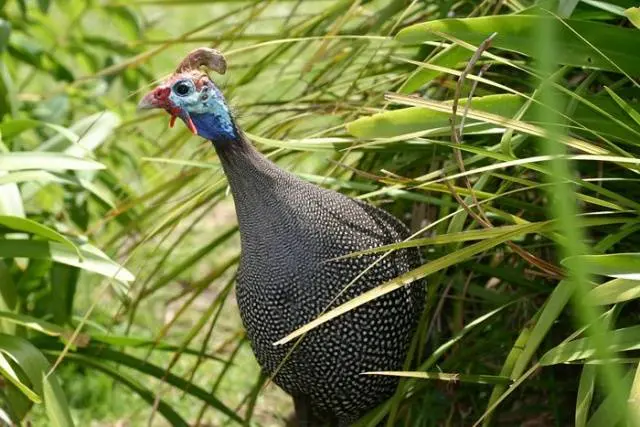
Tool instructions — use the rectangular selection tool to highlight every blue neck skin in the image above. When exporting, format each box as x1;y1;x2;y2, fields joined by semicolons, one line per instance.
190;112;239;146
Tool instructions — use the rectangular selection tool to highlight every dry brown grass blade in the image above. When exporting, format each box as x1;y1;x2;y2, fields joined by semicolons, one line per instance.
445;32;563;279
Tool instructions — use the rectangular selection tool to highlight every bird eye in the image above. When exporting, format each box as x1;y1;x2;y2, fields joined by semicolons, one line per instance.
173;81;192;96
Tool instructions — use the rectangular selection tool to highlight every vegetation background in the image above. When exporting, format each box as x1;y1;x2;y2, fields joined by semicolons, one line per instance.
0;0;639;426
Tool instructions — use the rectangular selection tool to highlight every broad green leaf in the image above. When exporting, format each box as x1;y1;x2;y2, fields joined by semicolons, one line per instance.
0;215;78;254
586;369;634;427
0;18;10;53
0;119;79;144
0;172;25;271
563;253;640;280
347;94;521;139
0;20;11;120
0;240;134;282
0;352;40;402
603;86;640;126
49;263;80;325
0;172;24;218
629;364;640;425
510;280;575;377
104;6;141;39
541;325;640;364
624;7;640;28
247;133;351;152
9;33;73;81
0;260;17;322
36;0;50;13
42;374;74;427
576;364;596;427
0;408;12;425
575;311;617;427
0;170;70;186
0;171;115;207
582;0;627;16
0;152;104;171
39;112;120;156
76;178;116;208
0;311;64;336
483;280;575;426
399;44;470;93
588;278;640;304
0;334;73;426
558;0;580;17
346;93;640;146
141;157;219;169
396;16;640;74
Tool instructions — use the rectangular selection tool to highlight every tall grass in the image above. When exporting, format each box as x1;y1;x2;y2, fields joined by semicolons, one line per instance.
0;0;638;426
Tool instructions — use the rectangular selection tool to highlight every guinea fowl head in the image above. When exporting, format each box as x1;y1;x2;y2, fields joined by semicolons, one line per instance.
138;47;237;144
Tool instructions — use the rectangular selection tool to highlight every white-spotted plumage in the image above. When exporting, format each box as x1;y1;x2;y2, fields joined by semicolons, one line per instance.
140;62;426;426
217;134;426;426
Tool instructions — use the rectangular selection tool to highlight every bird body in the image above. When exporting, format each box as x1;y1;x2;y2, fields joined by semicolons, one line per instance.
140;48;426;426
219;138;424;425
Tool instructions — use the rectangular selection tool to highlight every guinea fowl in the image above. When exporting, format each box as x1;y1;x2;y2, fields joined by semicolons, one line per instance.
139;48;426;427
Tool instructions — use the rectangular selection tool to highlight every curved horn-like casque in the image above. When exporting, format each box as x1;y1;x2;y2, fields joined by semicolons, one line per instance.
175;47;227;75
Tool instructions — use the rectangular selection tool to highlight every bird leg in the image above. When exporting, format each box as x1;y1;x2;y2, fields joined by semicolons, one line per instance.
293;395;314;427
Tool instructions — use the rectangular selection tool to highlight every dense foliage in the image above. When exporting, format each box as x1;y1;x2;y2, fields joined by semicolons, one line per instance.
0;0;638;425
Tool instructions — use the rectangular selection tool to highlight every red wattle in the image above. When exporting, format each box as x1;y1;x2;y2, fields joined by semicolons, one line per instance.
186;116;198;135
169;115;177;128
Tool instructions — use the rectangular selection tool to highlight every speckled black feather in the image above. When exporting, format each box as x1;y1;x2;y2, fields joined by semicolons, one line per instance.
215;132;425;426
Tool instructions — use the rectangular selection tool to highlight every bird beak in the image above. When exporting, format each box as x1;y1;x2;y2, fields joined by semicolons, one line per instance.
137;87;198;135
137;90;162;111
